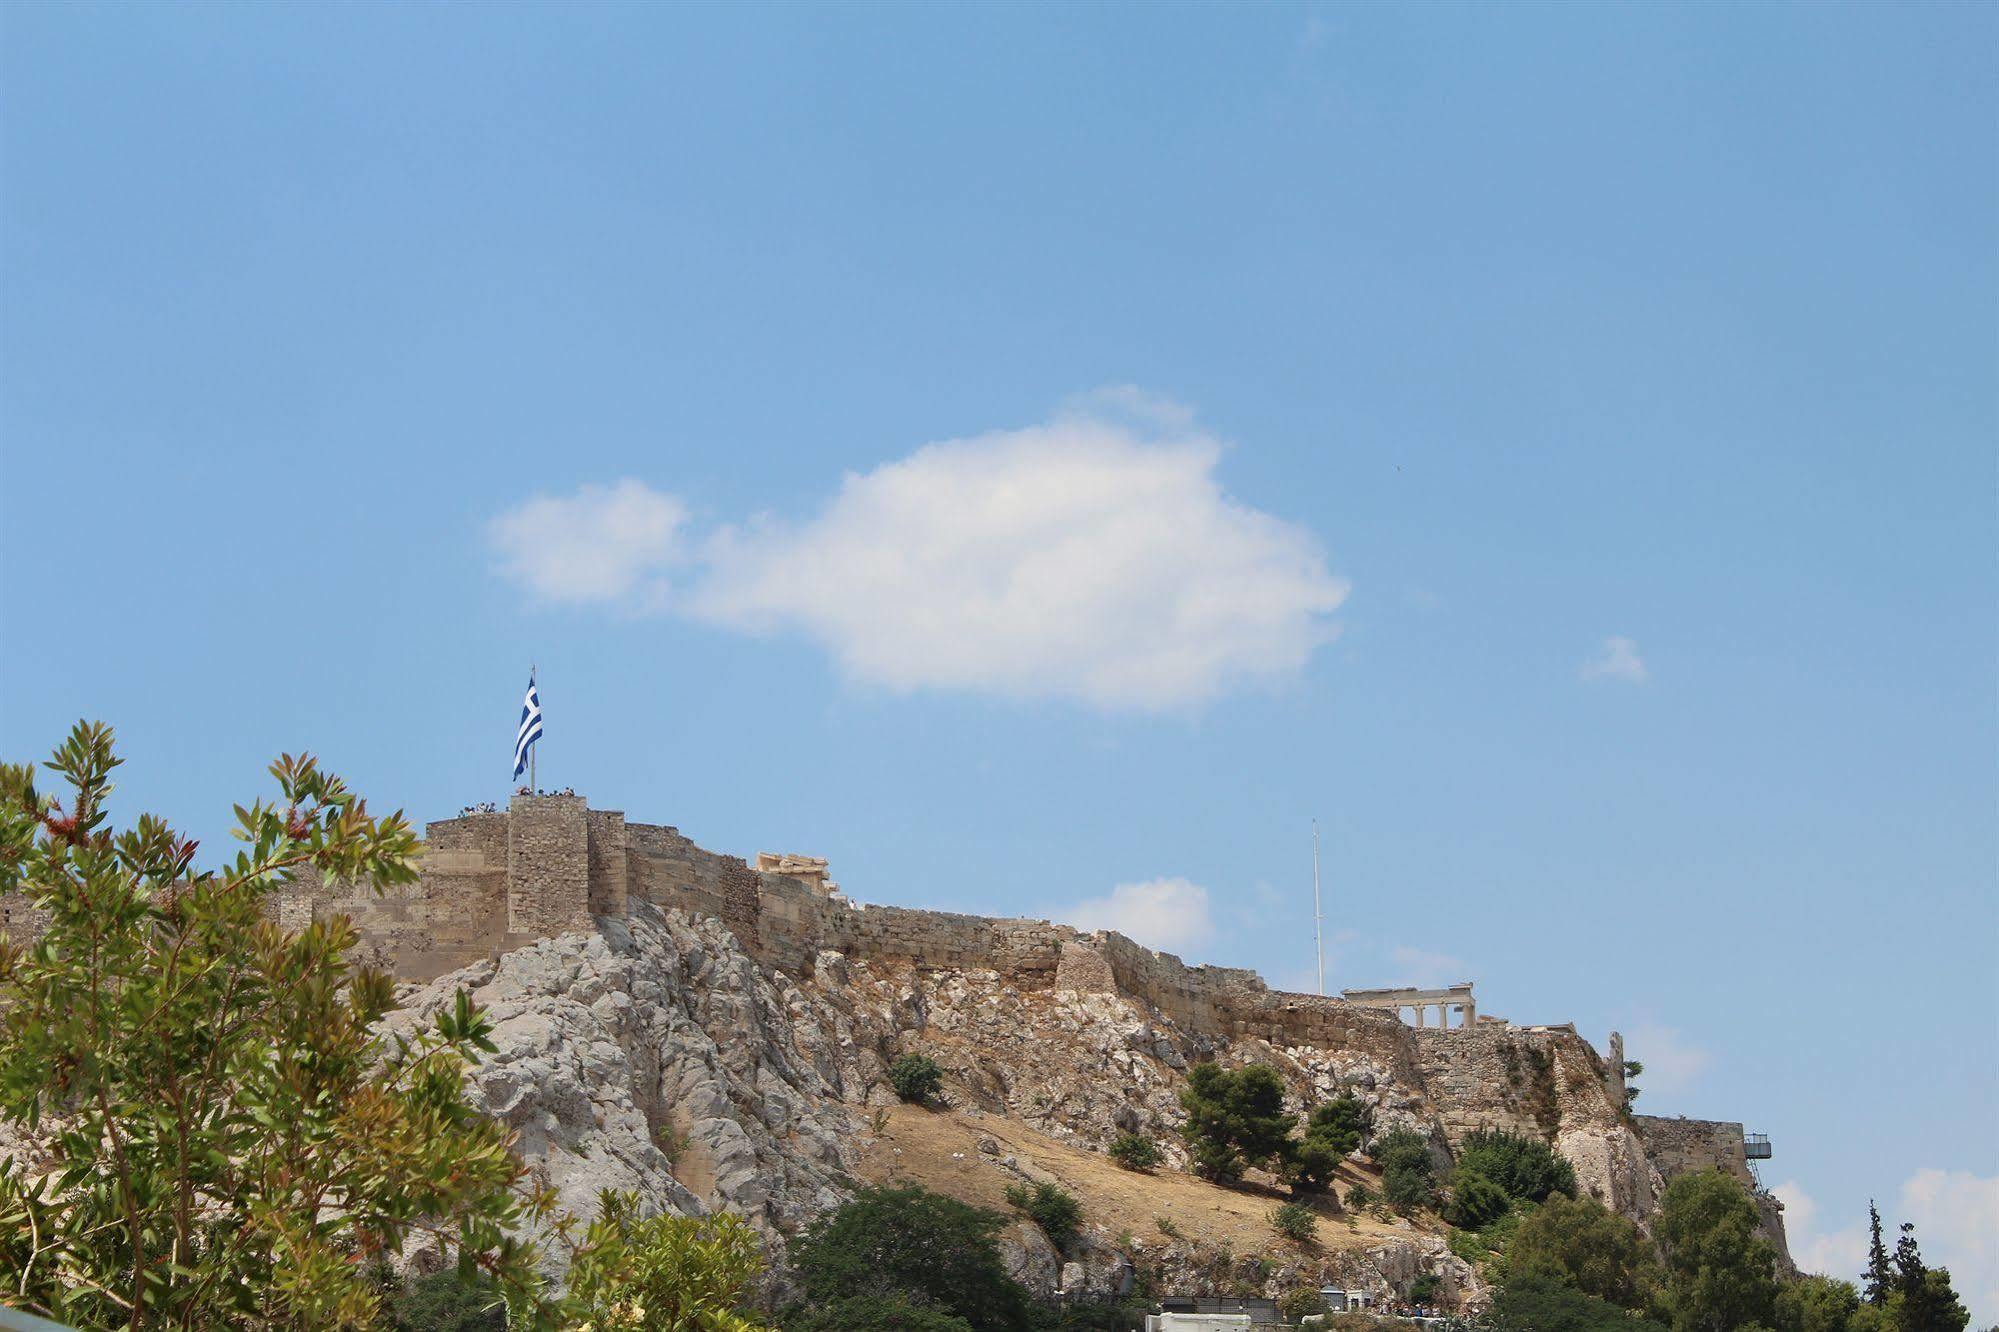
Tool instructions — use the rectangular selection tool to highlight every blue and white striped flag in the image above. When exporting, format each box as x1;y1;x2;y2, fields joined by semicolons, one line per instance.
513;674;543;781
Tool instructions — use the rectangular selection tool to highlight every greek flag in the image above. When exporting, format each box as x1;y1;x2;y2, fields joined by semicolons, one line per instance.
512;674;543;780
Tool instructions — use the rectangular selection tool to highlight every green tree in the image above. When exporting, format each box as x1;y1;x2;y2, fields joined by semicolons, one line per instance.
1508;1193;1664;1314
1287;1094;1372;1194
1889;1222;1970;1332
1368;1128;1438;1213
0;724;553;1331
1455;1128;1578;1204
561;1191;770;1332
788;1184;1034;1332
1444;1172;1511;1231
1864;1202;1893;1306
1656;1172;1779;1332
1488;1275;1670;1332
1177;1063;1295;1184
1773;1275;1862;1332
784;1294;975;1332
1106;1133;1161;1172
889;1053;945;1103
1005;1181;1082;1253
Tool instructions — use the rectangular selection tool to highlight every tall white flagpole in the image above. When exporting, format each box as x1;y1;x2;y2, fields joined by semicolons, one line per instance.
529;663;537;793
1313;818;1325;996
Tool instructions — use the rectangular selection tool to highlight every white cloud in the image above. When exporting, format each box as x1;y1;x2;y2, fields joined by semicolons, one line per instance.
1625;1021;1712;1096
1902;1169;1999;1323
1062;877;1215;954
1772;1179;1869;1280
1581;635;1648;684
1387;945;1469;989
491;396;1349;711
1777;1172;1999;1327
692;401;1347;709
489;479;686;607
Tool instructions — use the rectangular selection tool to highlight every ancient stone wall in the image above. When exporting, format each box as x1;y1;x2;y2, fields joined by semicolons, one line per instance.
507;795;592;938
1633;1114;1792;1272
1632;1114;1755;1188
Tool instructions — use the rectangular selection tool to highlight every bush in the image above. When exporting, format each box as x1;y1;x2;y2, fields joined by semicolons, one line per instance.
0;725;551;1329
1006;1181;1083;1252
1107;1132;1162;1171
889;1053;945;1103
1278;1287;1328;1322
1344;1181;1375;1209
1408;1274;1440;1305
1271;1200;1319;1244
1455;1128;1578;1204
791;1184;1034;1332
385;1270;507;1332
1445;1171;1512;1231
1179;1062;1295;1183
565;1192;772;1331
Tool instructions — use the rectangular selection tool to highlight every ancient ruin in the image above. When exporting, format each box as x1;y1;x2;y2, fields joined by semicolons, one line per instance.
0;788;1793;1286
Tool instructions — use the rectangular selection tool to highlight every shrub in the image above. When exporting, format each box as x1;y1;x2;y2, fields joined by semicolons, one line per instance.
791;1184;1034;1332
1155;1214;1183;1240
386;1270;508;1332
1179;1062;1295;1183
1006;1181;1083;1253
1408;1273;1440;1305
1447;1226;1488;1265
1455;1128;1577;1204
889;1053;945;1103
1445;1171;1512;1231
1278;1287;1328;1322
1108;1132;1162;1171
1344;1181;1375;1210
1271;1200;1319;1244
565;1192;772;1331
0;725;551;1329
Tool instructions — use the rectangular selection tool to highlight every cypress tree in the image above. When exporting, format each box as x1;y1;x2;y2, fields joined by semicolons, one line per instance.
1863;1200;1892;1305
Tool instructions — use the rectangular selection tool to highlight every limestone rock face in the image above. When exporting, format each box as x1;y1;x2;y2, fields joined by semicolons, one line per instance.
383;906;860;1244
380;899;1766;1300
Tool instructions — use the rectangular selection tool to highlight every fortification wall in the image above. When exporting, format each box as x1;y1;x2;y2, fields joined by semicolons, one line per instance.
1632;1114;1755;1187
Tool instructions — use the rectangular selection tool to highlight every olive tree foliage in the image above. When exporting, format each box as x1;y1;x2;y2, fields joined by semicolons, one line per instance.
0;723;559;1330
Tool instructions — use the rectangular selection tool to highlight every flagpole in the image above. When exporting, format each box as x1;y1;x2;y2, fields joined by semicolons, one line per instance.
1313;818;1325;996
529;663;537;793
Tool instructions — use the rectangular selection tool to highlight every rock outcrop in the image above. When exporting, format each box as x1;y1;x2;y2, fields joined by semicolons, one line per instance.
380;896;1761;1305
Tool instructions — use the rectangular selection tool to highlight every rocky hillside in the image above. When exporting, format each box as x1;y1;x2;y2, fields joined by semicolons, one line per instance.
382;898;1703;1306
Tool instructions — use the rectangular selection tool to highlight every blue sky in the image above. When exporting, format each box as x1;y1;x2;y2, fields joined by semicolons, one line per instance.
2;0;1993;1311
